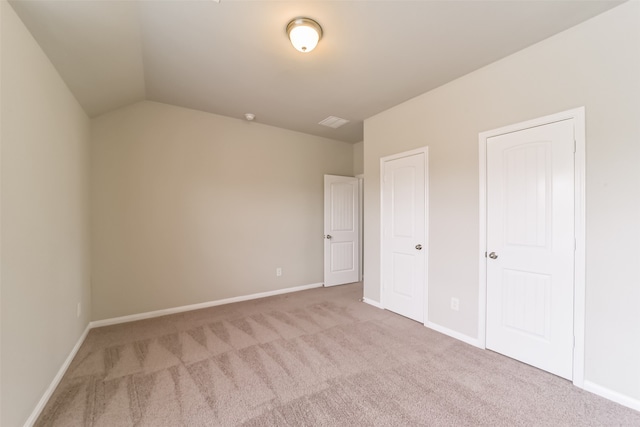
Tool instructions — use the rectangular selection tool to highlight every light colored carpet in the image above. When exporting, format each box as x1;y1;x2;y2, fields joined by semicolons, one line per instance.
36;283;640;426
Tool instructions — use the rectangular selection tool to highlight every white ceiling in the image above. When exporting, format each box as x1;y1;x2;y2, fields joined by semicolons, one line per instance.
10;0;623;143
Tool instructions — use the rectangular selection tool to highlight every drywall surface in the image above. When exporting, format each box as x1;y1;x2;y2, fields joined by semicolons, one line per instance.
353;141;364;176
364;1;639;401
91;101;353;320
0;2;91;425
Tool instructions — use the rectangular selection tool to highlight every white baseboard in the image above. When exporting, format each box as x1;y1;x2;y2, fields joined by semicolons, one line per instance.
24;282;324;426
362;297;383;309
27;284;640;425
424;324;640;412
91;282;324;328
24;323;91;427
425;321;483;348
582;380;640;412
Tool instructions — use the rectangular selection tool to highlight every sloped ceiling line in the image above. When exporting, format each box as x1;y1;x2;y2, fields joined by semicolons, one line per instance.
9;0;624;143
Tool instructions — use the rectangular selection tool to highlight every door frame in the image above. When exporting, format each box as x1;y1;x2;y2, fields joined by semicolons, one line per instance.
356;174;364;282
379;146;429;323
478;107;586;387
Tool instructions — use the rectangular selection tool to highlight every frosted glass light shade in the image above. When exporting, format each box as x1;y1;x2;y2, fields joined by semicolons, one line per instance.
286;18;323;53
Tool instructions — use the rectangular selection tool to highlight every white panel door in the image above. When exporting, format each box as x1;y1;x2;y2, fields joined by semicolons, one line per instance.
381;150;427;322
324;175;359;287
486;119;575;380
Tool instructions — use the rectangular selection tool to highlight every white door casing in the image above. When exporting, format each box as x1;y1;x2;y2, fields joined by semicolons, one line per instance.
356;175;364;282
324;175;359;287
381;148;428;323
479;107;586;386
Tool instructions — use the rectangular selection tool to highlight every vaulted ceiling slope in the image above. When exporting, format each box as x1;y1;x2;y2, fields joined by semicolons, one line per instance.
10;0;623;143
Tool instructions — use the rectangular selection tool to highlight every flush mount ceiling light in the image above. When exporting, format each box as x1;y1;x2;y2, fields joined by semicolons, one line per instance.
286;17;323;53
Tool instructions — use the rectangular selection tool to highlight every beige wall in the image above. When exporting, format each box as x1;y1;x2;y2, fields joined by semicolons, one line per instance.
353;141;364;176
0;2;91;426
91;101;354;320
364;1;640;402
0;1;4;421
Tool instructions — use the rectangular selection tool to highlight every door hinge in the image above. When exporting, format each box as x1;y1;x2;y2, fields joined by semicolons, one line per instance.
574;139;577;153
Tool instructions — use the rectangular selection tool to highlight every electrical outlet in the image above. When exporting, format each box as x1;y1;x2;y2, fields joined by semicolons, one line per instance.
276;267;282;277
77;302;82;318
450;297;460;311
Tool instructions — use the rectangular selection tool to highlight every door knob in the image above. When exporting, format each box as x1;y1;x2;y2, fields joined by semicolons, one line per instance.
489;252;498;259
415;244;422;250
325;235;332;239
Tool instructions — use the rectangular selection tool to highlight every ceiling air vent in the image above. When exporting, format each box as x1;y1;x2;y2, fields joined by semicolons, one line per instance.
319;116;350;129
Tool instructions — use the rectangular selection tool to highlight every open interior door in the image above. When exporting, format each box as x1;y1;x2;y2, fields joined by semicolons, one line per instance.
324;175;359;287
